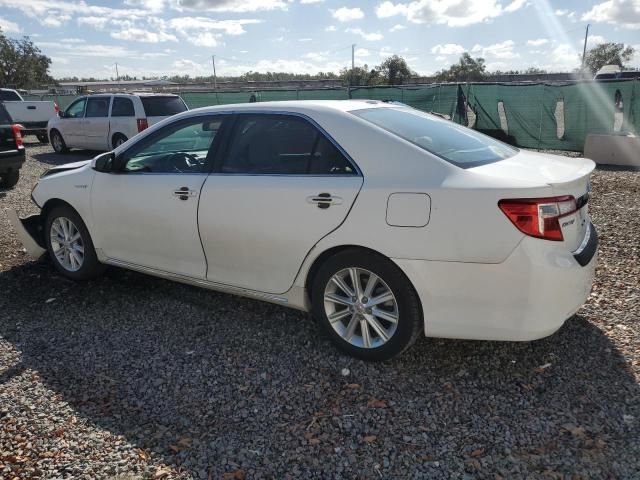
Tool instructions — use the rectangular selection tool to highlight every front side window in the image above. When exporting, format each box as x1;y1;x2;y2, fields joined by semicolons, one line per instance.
122;117;222;174
65;98;87;119
111;97;135;117
222;114;356;175
85;97;110;118
352;107;517;168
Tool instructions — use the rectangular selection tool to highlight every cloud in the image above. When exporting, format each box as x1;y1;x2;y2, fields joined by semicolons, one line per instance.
325;25;336;31
586;34;607;47
375;0;526;27
345;27;383;40
299;37;312;42
526;38;548;47
582;0;640;29
430;43;465;55
168;0;289;12
300;0;324;3
332;6;364;22
355;47;370;57
0;16;21;33
471;40;519;59
389;24;406;31
168;17;261;36
111;27;178;43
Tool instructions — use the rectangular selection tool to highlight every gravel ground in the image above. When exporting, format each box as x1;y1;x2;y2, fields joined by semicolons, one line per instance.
1;141;638;479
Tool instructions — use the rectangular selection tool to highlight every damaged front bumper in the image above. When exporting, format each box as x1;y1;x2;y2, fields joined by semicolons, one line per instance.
7;209;47;259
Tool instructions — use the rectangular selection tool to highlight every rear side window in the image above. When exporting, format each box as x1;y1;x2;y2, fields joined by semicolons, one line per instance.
111;97;135;117
85;97;110;117
352;107;517;168
0;90;21;101
222;114;356;175
140;96;187;117
0;104;12;124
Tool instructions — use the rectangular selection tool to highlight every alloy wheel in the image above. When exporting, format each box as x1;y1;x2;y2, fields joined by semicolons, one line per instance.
323;267;399;349
50;217;85;272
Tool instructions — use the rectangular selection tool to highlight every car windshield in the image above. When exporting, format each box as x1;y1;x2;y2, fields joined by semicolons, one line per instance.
140;96;187;117
352;107;518;168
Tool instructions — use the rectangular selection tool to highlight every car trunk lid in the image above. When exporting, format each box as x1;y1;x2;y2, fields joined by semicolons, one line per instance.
470;150;594;251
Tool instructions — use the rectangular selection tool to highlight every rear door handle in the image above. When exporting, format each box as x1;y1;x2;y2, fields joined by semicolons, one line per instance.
306;192;343;209
173;186;198;200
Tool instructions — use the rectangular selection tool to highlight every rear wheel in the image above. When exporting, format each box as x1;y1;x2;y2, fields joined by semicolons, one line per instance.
112;133;128;149
311;249;423;361
0;170;19;188
45;205;105;280
50;130;68;153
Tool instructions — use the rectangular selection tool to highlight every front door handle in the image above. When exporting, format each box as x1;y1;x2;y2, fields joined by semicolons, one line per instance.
173;186;198;201
306;192;343;209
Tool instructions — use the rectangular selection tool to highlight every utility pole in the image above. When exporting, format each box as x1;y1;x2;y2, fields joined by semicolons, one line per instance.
115;62;120;83
351;44;355;70
211;55;217;89
581;24;590;73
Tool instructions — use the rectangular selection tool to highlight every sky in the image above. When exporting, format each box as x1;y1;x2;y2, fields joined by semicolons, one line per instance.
0;0;639;79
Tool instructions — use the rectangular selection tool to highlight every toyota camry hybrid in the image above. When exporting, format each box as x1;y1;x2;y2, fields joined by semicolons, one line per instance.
9;100;598;361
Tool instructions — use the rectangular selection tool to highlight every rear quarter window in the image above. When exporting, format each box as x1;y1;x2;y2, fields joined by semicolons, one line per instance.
351;107;517;168
140;96;187;117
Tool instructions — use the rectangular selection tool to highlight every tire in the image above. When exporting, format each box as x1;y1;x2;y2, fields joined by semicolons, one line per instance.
45;205;105;281
50;130;68;153
0;170;19;188
112;133;128;149
36;133;48;143
311;249;423;361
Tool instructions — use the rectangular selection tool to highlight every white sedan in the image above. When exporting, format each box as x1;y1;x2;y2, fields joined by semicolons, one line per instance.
10;101;598;361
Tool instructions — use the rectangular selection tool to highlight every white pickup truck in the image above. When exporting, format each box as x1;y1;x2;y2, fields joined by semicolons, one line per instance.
0;88;58;142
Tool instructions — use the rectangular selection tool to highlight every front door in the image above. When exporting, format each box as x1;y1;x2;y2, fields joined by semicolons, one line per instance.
58;97;87;148
199;113;363;294
91;114;225;278
83;96;111;150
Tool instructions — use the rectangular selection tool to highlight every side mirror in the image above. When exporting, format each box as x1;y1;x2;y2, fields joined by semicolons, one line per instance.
58;111;67;118
92;152;115;173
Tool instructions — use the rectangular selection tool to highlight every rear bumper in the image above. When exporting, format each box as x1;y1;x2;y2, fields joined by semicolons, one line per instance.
0;148;25;171
393;225;598;341
7;210;46;259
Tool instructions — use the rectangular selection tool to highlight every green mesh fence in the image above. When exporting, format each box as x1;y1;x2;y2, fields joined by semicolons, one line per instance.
22;79;639;151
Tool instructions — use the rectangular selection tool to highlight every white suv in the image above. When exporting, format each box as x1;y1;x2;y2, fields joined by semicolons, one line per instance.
47;93;188;153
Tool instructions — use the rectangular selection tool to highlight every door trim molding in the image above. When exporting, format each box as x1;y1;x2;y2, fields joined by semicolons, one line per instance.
98;253;291;306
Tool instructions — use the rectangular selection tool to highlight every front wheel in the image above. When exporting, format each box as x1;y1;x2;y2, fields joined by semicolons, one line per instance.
311;250;423;361
45;205;105;280
50;130;68;154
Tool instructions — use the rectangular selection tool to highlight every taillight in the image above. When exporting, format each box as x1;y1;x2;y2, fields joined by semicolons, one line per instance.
498;195;577;241
137;118;148;132
11;124;24;148
54;102;60;114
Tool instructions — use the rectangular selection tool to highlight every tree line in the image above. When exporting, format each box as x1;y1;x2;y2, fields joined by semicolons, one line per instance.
0;27;636;89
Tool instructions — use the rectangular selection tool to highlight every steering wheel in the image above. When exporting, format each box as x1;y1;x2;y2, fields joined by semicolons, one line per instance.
162;152;201;173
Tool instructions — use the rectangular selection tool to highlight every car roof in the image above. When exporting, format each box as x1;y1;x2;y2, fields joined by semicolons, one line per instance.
86;92;180;97
187;99;396;115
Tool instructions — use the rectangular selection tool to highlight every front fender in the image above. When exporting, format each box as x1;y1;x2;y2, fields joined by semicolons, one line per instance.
6;209;46;259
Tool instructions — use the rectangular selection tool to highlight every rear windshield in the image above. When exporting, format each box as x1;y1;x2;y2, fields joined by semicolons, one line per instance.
0;104;12;124
0;90;21;101
352;107;517;168
140;96;187;117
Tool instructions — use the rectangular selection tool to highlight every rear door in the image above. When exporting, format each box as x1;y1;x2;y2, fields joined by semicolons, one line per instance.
83;96;111;150
199;113;363;294
140;96;188;127
110;96;137;141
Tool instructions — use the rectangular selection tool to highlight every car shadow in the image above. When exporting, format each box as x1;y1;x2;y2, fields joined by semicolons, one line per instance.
0;260;637;478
